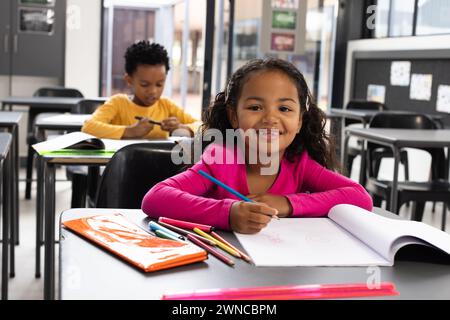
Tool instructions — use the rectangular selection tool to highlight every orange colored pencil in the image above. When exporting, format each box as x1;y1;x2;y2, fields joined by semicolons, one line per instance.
211;231;252;263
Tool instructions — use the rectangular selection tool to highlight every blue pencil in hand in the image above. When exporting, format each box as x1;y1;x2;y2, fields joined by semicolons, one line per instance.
198;170;253;202
197;170;280;220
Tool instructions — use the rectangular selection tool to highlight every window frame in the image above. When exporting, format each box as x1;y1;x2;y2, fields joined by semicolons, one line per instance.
373;0;450;38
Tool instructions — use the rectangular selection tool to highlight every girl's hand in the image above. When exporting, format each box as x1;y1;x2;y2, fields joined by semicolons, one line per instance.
123;118;154;139
247;193;292;218
229;201;278;234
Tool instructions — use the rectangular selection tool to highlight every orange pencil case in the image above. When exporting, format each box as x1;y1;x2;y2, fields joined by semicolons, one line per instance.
63;213;208;272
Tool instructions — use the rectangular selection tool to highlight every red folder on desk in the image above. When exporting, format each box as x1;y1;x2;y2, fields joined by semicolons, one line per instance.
63;214;208;272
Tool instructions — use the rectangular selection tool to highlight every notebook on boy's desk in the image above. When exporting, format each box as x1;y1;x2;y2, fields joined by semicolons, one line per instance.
235;204;450;267
32;131;182;156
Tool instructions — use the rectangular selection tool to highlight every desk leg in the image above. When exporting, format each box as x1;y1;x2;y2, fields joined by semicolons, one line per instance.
390;147;400;213
358;139;367;186
35;156;44;278
1;149;12;299
8;146;14;279
1;158;9;300
13;125;19;245
43;162;56;300
25;109;40;200
343;131;350;177
340;116;346;166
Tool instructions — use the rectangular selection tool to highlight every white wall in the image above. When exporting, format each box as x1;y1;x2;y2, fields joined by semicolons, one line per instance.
65;0;102;97
344;35;450;106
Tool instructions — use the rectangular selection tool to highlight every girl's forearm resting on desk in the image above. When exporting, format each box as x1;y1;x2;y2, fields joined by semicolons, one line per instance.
141;146;373;230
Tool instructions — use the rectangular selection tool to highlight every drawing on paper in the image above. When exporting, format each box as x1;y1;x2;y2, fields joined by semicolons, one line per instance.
410;74;433;101
390;61;411;86
437;85;450;113
367;84;386;104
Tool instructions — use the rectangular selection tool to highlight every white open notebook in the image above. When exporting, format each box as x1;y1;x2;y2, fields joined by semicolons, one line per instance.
235;204;450;267
32;131;184;155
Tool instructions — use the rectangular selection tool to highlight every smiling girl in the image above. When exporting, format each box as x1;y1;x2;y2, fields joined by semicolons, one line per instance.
142;58;372;234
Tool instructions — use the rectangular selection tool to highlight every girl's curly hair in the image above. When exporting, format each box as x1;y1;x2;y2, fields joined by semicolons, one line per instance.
199;58;339;171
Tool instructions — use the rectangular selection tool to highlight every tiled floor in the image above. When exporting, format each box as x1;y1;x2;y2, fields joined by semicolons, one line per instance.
4;152;450;299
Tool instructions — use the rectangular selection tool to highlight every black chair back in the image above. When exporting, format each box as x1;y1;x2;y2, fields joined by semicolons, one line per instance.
347;100;385;111
346;100;386;126
74;99;105;114
367;112;446;179
33;86;84;98
95;142;183;209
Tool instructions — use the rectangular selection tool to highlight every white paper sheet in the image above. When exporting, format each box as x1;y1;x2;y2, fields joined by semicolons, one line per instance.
235;204;450;267
367;84;386;104
410;74;433;101
32;132;100;154
32;132;184;154
437;85;450;113
235;218;388;267
390;61;411;86
39;114;91;125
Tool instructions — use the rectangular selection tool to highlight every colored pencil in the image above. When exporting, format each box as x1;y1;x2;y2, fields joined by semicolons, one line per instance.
162;282;399;300
198;170;253;202
154;229;185;243
148;221;185;241
210;231;252;263
193;228;240;258
187;234;234;267
135;116;162;126
197;170;280;220
158;217;214;233
157;221;217;246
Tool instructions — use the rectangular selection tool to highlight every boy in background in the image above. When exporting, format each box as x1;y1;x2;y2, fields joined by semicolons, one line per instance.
82;41;199;139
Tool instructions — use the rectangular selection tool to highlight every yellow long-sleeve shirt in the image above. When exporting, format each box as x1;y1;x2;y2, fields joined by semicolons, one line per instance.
81;94;200;139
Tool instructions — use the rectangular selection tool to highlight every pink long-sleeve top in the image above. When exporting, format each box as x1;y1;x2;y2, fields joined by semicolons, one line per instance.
141;144;373;231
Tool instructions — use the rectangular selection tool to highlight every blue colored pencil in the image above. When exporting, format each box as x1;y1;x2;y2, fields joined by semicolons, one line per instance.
149;221;185;240
198;170;254;202
197;170;280;220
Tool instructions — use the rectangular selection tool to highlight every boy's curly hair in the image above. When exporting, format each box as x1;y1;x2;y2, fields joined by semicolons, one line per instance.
201;58;339;171
124;40;170;75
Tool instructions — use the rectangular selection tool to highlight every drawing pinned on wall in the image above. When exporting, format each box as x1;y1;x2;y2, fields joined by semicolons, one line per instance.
367;84;386;104
271;33;295;52
437;85;450;113
390;61;411;86
272;10;297;30
410;74;433;101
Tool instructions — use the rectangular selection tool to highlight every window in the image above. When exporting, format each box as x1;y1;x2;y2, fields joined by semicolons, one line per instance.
389;0;415;37
231;0;338;110
374;0;389;38
373;0;450;37
416;0;450;35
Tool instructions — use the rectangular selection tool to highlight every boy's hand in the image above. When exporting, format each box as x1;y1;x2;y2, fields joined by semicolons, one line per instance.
161;117;181;133
160;117;194;137
123;117;154;139
229;201;278;234
247;193;292;218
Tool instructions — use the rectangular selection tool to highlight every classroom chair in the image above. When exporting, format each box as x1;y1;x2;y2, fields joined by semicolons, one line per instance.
95;142;184;208
66;99;105;208
345;101;398;175
364;112;449;230
25;87;84;199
